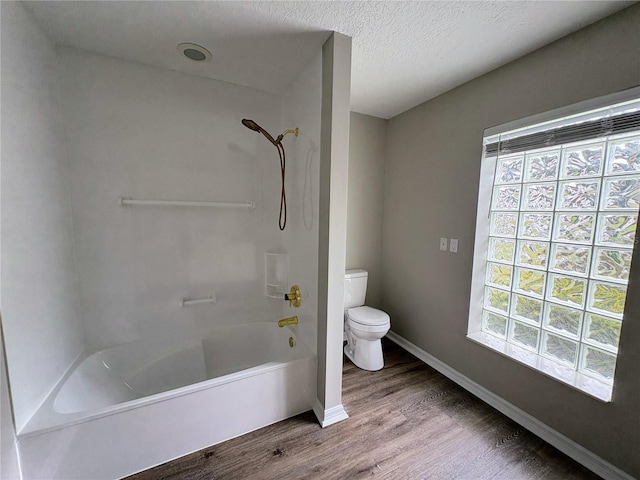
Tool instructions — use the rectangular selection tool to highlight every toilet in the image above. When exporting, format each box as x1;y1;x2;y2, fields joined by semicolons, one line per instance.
343;269;391;371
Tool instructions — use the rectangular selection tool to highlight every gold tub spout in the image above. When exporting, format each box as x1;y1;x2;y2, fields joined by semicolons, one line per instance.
278;316;298;327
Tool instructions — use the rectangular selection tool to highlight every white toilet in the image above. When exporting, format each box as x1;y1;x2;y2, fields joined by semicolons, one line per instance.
343;269;391;371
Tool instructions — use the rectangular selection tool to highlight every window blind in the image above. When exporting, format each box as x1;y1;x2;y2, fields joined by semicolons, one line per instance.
485;110;640;156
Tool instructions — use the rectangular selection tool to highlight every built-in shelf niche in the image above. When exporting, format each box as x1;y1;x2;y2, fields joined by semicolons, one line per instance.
265;250;288;298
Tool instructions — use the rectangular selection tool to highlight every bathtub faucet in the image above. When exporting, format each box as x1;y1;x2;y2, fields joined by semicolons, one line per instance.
284;285;301;308
278;316;298;327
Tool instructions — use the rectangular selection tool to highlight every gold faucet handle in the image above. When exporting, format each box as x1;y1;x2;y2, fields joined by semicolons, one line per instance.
284;285;301;308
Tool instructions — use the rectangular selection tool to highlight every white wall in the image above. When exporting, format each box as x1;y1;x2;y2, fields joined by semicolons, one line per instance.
281;51;323;353
1;329;21;480
1;1;85;433
382;5;640;477
56;48;284;350
347;113;386;308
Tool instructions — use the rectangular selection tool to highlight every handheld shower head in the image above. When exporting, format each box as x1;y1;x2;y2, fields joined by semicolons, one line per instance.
241;118;299;231
241;119;261;132
242;118;278;145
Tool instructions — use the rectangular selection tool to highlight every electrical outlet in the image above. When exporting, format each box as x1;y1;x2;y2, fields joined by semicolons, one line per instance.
450;238;459;253
440;238;448;251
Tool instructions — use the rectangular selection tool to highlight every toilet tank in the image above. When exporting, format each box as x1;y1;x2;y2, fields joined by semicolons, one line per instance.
344;269;368;309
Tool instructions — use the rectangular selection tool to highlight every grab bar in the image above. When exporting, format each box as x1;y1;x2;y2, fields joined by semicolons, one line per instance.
180;294;217;308
118;197;255;209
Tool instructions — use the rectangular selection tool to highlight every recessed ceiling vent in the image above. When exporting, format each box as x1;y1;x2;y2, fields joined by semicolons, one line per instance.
177;43;212;62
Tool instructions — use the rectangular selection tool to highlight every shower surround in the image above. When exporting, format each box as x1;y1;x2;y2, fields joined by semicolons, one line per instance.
0;3;352;478
53;46;286;353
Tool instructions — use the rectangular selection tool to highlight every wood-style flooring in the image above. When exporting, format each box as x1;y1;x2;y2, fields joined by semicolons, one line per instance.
127;339;601;480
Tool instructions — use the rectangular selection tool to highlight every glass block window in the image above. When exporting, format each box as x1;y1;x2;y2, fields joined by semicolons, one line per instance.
469;92;640;400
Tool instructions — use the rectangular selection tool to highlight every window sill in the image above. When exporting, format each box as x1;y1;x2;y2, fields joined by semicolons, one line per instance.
467;332;612;402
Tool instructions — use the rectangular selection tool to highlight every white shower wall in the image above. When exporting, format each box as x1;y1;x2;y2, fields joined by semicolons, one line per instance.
56;48;286;350
281;52;323;353
0;2;85;433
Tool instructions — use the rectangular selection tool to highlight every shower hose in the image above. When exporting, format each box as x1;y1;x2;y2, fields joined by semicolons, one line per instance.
277;143;287;231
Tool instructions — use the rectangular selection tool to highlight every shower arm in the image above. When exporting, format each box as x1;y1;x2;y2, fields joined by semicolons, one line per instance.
276;128;299;144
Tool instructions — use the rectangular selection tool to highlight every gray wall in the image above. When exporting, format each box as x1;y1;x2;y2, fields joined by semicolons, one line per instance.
382;5;640;477
347;112;386;308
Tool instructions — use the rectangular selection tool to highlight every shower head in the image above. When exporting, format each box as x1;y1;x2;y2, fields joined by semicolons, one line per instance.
241;119;261;132
242;118;278;146
242;119;299;146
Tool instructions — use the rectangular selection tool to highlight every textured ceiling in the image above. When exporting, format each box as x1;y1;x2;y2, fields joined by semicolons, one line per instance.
24;1;634;119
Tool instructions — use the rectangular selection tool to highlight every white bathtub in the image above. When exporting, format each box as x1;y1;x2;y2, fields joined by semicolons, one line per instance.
18;322;316;480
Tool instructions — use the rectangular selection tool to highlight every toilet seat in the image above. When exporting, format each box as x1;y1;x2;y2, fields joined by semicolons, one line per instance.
347;306;390;332
348;306;390;326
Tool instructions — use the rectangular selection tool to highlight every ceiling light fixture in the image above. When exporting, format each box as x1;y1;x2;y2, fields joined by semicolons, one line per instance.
177;43;212;62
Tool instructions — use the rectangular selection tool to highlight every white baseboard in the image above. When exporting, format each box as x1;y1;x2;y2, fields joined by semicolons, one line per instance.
386;330;634;480
313;398;348;428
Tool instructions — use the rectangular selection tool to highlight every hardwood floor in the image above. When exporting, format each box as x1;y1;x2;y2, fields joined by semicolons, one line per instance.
127;339;601;480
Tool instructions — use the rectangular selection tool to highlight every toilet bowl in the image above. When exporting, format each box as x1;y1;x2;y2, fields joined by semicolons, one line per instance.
343;270;391;371
344;306;390;371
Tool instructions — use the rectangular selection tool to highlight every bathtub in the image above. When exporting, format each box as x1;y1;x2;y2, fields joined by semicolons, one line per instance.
18;322;316;480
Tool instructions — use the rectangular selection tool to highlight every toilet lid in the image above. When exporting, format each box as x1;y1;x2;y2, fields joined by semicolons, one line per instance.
348;306;390;326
